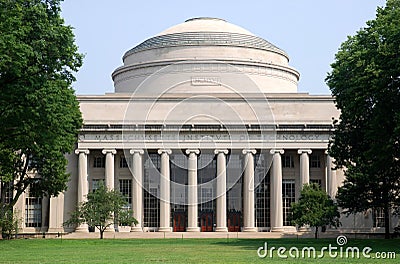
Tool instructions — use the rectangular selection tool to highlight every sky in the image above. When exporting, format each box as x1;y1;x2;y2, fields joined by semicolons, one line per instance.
61;0;386;95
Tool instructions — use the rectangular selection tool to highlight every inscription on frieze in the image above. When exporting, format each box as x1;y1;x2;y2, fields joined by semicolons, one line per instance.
79;132;330;142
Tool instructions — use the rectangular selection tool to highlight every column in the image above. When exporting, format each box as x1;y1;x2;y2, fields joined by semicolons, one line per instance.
215;149;228;232
186;149;200;232
130;149;144;232
102;149;116;190
74;149;89;232
48;194;64;233
298;149;312;187
102;149;116;232
270;149;284;232
242;149;257;232
158;149;172;232
325;151;337;199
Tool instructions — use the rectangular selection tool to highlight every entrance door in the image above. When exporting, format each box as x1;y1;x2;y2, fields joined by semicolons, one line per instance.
173;212;186;232
200;212;213;232
228;211;241;232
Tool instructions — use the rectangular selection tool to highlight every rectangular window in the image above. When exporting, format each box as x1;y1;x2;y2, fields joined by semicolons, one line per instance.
310;179;322;188
93;156;105;168
373;208;385;228
25;186;42;227
282;179;295;226
310;155;321;168
92;179;104;192
119;156;132;168
119;179;132;209
282;155;294;168
143;154;160;228
4;182;13;204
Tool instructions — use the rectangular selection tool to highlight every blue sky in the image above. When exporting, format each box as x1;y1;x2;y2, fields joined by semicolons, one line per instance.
61;0;386;95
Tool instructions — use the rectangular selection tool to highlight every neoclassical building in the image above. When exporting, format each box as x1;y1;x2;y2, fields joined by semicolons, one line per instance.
15;18;398;233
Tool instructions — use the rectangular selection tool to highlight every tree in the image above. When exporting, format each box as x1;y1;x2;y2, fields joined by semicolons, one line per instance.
0;209;21;240
64;183;138;239
291;184;340;239
325;0;400;239
0;0;83;226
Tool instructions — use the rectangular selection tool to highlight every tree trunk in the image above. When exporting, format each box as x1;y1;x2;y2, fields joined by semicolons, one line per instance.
315;226;318;239
384;204;390;239
100;230;104;239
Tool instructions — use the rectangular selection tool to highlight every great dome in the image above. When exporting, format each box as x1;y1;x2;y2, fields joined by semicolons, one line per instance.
112;17;300;94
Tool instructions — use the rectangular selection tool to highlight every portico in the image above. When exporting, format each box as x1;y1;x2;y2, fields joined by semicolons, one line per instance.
72;123;336;233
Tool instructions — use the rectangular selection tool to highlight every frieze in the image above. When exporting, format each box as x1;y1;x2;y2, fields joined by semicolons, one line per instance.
78;132;330;143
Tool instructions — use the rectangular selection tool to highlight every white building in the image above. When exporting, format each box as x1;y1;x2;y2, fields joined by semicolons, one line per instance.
16;18;398;234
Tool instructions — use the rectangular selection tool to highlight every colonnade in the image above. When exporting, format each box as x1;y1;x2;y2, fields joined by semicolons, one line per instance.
74;148;336;232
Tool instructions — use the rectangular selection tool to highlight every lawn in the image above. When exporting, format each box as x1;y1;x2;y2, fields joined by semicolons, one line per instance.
0;238;398;263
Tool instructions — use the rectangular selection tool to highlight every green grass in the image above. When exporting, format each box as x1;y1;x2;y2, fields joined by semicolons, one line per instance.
0;238;398;263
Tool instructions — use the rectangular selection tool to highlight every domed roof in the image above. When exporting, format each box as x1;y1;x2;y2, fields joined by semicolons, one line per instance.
113;18;300;94
123;17;287;59
157;17;254;36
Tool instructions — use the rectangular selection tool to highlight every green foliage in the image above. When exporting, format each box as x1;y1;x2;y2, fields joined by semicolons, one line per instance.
291;184;340;238
326;0;400;238
0;210;21;239
64;183;138;239
0;0;83;219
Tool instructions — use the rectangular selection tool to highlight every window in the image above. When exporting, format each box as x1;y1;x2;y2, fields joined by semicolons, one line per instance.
282;179;295;226
119;179;132;209
4;182;13;204
25;186;42;227
144;187;160;228
120;156;132;168
256;175;270;228
282;155;294;168
373;208;385;228
93;156;105;168
310;155;321;168
92;179;104;192
199;187;213;213
144;153;160;228
310;179;322;188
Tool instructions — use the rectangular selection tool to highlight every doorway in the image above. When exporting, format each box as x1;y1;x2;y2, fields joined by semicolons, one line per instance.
200;212;214;232
173;211;186;232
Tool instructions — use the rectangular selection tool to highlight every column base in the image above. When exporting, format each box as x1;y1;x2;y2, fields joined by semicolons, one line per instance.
271;226;284;232
186;227;201;232
130;226;143;232
48;228;64;233
158;227;172;232
298;226;311;232
104;226;115;232
242;227;257;232
215;227;228;232
75;224;89;233
283;226;297;233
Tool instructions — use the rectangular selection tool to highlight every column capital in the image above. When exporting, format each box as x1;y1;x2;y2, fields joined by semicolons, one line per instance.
270;149;284;155
130;149;144;155
102;149;117;155
242;149;256;155
297;149;312;155
75;149;89;155
185;149;200;155
158;149;172;155
214;149;229;155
